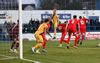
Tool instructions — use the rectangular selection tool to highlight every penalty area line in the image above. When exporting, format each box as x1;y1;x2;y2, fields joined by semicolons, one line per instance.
22;58;40;63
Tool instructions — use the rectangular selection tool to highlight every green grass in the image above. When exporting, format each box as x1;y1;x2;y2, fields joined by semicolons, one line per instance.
0;40;100;63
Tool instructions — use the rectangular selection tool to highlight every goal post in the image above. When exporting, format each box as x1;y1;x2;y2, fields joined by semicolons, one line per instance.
18;0;23;59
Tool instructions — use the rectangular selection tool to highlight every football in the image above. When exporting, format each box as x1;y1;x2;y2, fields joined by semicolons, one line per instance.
97;44;100;47
58;26;62;31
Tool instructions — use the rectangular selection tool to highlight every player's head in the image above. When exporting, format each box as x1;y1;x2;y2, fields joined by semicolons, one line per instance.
79;16;82;19
64;21;68;24
47;17;51;22
44;18;50;24
13;22;16;26
83;16;86;19
73;15;77;19
53;9;56;14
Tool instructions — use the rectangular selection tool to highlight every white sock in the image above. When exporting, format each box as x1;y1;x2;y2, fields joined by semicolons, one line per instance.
36;50;39;52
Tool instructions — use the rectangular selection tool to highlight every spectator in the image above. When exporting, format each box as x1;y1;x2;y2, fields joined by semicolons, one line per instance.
29;18;33;25
95;18;99;23
94;19;99;30
90;19;94;31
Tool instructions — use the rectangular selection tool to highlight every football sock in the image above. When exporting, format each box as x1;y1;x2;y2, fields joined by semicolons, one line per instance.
60;37;63;44
78;35;80;40
67;37;71;45
74;37;78;46
43;39;47;49
81;35;84;42
11;41;16;49
15;43;19;49
36;43;42;51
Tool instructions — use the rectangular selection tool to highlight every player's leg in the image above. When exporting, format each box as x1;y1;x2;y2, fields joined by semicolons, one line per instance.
14;39;19;53
77;32;81;44
32;42;42;54
59;37;63;47
59;32;67;47
43;39;47;49
42;34;47;49
36;42;42;54
74;34;78;48
42;37;47;52
53;23;57;39
10;39;16;52
80;33;85;45
32;34;43;54
80;29;86;45
73;30;78;48
62;32;67;43
10;35;16;52
67;31;72;49
10;41;16;49
59;33;64;47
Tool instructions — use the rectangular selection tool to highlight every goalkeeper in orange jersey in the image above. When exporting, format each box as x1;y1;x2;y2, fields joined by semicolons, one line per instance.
58;21;68;47
32;18;50;54
52;9;59;39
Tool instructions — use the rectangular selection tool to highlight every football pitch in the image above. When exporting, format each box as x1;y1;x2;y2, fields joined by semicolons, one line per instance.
0;39;100;63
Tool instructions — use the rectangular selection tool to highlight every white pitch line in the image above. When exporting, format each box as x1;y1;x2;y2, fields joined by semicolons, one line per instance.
0;55;18;60
0;55;41;63
80;48;100;49
22;58;40;63
0;57;16;60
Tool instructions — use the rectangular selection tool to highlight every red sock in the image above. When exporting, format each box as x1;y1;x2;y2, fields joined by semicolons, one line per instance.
74;37;78;46
60;37;63;44
67;37;71;45
15;43;19;49
43;39;47;49
81;35;84;42
78;35;80;40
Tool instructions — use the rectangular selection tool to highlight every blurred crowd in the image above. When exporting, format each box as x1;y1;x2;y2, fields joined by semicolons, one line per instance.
23;18;100;33
23;18;55;33
89;18;100;30
0;18;100;37
0;21;16;41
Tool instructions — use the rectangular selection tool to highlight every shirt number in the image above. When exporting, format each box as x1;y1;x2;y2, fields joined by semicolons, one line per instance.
80;20;84;24
72;20;75;24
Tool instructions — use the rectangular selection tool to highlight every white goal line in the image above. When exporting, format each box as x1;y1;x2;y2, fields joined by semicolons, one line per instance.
22;58;40;63
0;55;40;63
0;55;18;60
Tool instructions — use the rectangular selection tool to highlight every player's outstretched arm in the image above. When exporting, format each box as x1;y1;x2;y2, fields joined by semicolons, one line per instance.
44;28;47;39
46;30;52;38
78;23;80;33
85;18;90;24
65;23;68;32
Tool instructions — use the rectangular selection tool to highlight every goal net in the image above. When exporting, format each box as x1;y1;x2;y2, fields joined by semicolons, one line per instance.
0;0;20;60
0;0;36;62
